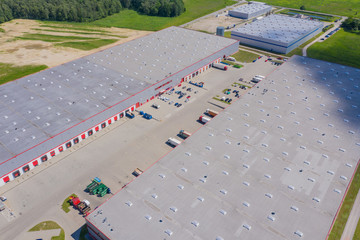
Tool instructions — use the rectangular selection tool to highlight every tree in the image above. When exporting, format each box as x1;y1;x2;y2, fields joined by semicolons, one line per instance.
300;5;305;10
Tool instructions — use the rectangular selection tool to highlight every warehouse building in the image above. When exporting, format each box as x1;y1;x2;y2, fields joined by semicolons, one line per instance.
228;3;272;19
0;27;239;187
86;55;360;240
231;14;323;53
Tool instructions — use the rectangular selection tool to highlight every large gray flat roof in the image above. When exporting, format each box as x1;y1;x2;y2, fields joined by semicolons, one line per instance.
232;15;323;44
87;55;360;240
0;27;238;177
230;3;271;15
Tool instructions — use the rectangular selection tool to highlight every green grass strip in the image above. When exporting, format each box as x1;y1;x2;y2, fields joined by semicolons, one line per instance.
0;63;47;85
278;9;335;22
0;28;5;33
61;193;77;213
212;96;231;104
232;49;260;63
40;23;108;33
285;31;323;57
29;221;62;231
51;229;65;240
80;224;89;240
328;162;360;240
32;28;127;38
307;30;360;69
353;218;360;240
56;39;118;50
18;33;97;42
256;0;360;18
224;31;231;38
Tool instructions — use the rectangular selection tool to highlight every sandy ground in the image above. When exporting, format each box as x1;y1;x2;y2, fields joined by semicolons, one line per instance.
186;12;245;33
0;19;150;68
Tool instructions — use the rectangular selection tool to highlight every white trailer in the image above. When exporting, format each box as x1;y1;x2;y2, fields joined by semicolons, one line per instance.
167;138;181;147
212;63;228;71
206;109;219;117
199;115;211;123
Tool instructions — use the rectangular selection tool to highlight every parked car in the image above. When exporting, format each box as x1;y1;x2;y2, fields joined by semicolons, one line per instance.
174;102;179;106
152;104;160;109
177;103;182;108
0;196;7;201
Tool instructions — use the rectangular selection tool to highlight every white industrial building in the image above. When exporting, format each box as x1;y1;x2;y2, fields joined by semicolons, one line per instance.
231;14;324;54
228;3;272;19
0;27;238;187
86;55;360;240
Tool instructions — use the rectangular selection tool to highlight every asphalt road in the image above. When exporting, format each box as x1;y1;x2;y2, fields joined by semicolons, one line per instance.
0;59;278;239
340;192;360;240
302;17;346;56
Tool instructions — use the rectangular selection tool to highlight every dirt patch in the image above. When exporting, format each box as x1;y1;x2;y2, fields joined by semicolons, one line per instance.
24;43;50;50
186;14;245;33
0;19;151;68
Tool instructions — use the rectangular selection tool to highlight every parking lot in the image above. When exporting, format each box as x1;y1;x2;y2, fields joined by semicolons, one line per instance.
0;58;278;240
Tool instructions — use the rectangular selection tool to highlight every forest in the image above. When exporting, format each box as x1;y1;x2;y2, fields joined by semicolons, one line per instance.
0;0;185;23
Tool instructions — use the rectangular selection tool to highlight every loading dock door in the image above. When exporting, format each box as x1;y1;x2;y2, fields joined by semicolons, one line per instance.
3;176;9;183
13;170;20;178
33;160;38;166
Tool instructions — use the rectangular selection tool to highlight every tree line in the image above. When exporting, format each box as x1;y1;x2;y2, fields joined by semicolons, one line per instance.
0;0;185;23
341;17;360;32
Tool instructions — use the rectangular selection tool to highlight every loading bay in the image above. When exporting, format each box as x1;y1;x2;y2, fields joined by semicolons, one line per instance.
0;56;278;239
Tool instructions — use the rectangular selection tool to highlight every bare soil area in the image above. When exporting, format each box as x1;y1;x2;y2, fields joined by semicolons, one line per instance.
186;13;244;33
0;19;150;68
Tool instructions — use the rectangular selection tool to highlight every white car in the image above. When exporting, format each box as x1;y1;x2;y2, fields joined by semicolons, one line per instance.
0;196;7;201
169;101;174;105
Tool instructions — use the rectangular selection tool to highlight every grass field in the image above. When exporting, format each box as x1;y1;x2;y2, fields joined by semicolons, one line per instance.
61;193;78;213
0;63;47;85
328;164;360;240
232;49;260;63
307;30;360;69
92;0;237;31
278;9;337;21
29;221;65;240
18;33;97;42
56;39;118;50
258;0;359;17
18;28;121;51
285;32;323;57
80;224;88;240
354;220;360;240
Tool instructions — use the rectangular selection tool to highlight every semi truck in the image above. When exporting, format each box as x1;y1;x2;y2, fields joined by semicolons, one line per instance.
199;115;211;124
179;130;191;139
167;137;181;147
212;63;228;71
206;109;218;117
69;196;91;216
